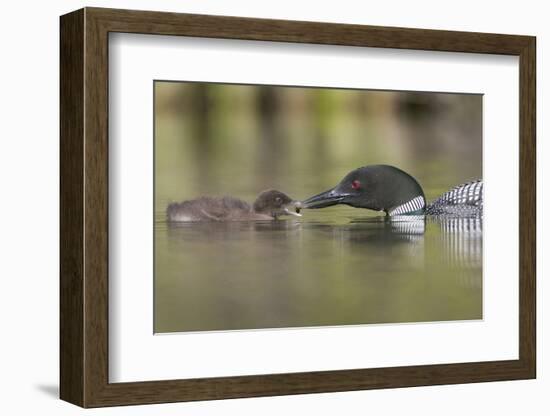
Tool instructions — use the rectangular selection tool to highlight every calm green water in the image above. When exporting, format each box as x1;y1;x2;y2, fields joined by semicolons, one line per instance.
154;82;482;333
155;213;481;332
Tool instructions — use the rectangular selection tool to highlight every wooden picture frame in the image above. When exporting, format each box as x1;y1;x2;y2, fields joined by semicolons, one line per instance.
60;7;536;408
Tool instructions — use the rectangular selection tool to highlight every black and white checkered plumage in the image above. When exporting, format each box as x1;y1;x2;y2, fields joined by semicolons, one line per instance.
425;180;483;216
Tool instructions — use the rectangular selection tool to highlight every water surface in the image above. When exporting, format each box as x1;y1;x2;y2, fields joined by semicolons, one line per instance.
154;211;482;332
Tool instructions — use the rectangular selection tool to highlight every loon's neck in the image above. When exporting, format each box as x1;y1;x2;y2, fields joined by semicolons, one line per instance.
387;195;426;216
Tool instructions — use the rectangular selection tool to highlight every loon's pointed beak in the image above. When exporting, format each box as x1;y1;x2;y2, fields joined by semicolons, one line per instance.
301;188;351;209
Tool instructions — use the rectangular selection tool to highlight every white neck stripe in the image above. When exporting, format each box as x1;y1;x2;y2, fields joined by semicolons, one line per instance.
389;196;425;216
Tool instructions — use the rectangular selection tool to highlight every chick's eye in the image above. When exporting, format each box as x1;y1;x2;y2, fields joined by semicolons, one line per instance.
351;180;361;190
275;197;282;203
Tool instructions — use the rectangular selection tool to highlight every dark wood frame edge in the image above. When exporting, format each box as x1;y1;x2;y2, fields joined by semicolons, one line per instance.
60;7;536;408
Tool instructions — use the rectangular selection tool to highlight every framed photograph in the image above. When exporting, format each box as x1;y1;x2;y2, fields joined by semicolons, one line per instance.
60;7;536;407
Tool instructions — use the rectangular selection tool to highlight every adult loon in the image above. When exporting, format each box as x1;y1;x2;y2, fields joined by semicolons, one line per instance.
300;165;483;217
167;189;302;222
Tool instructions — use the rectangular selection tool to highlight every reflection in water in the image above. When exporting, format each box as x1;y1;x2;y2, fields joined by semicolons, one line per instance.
431;216;483;290
156;214;482;333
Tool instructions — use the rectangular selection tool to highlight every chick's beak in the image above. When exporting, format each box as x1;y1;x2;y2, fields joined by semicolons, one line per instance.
283;201;302;217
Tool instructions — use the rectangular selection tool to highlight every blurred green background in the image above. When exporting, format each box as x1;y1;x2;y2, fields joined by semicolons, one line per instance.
154;81;482;333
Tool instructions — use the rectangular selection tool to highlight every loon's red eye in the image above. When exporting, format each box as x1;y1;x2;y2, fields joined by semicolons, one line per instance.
351;180;361;190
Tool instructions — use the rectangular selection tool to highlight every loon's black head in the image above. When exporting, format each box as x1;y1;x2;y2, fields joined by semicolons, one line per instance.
253;190;302;218
301;165;426;215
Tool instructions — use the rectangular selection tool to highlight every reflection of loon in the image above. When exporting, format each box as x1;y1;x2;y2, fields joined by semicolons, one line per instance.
433;216;482;269
301;165;482;217
386;215;483;236
384;216;482;269
348;215;482;289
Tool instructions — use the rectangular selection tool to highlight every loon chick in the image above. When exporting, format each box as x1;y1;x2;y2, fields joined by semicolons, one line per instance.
301;165;482;217
167;189;302;222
